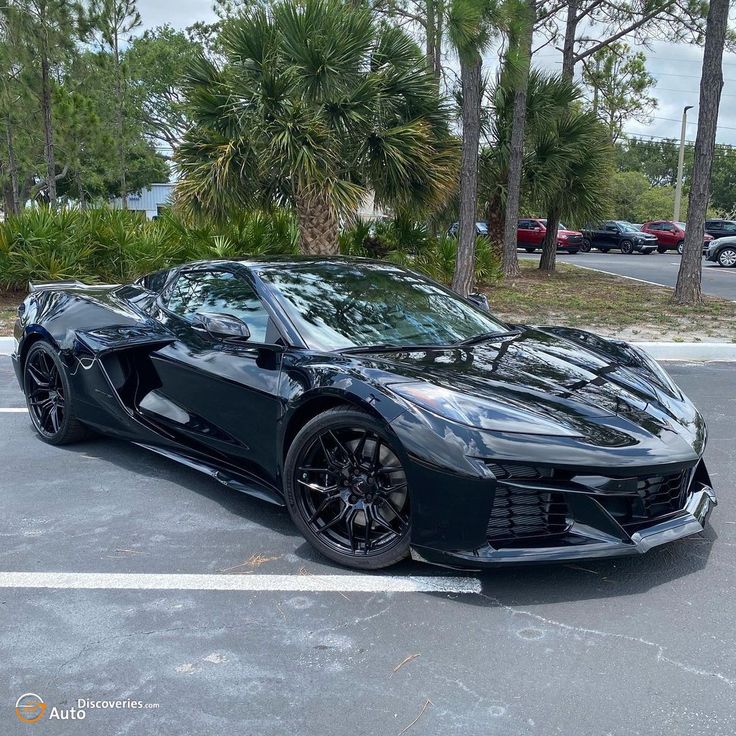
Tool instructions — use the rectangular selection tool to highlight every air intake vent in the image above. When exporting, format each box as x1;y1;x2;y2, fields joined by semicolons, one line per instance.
487;486;570;546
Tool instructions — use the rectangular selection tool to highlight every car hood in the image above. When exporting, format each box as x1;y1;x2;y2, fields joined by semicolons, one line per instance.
360;327;704;452
558;228;582;237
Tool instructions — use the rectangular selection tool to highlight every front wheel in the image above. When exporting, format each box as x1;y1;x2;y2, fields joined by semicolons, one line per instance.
284;408;411;569
718;247;736;267
657;246;667;254
677;240;684;255
580;239;592;253
620;240;634;254
23;341;88;445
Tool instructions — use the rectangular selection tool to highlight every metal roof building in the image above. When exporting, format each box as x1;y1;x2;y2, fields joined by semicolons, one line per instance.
110;183;173;219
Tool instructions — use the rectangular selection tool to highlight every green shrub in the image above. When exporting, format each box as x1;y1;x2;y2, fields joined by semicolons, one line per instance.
0;207;299;290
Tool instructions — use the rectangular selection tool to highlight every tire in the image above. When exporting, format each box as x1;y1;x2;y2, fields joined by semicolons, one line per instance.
620;240;634;254
525;247;535;253
284;407;411;570
23;341;88;445
718;247;736;267
657;246;667;254
581;239;592;253
676;240;684;255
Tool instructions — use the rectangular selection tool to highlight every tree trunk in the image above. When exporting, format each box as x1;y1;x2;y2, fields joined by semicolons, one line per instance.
76;170;86;209
674;0;728;306
114;36;128;210
501;0;534;280
5;118;20;215
539;209;560;272
295;188;340;255
40;51;56;207
561;0;579;82
451;55;482;296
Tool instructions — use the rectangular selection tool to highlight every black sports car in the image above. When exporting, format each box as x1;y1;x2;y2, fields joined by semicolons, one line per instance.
12;258;716;570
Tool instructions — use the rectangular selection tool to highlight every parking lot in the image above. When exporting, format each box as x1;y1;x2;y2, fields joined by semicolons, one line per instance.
519;251;736;301
1;352;735;736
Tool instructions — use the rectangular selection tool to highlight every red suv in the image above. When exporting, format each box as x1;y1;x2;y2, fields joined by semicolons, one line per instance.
517;218;582;254
640;220;713;254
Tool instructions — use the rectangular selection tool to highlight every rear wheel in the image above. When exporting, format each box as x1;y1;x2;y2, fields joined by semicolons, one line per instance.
580;239;591;253
718;247;736;267
284;408;411;569
677;240;685;255
620;240;634;254
23;341;88;445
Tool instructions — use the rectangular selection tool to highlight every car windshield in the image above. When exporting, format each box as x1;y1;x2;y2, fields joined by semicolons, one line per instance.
614;221;639;232
676;222;687;229
257;261;510;352
539;219;568;229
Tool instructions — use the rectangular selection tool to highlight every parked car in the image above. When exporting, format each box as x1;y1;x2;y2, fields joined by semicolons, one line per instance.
581;221;658;254
12;259;716;569
704;219;736;240
705;236;736;267
517;218;582;254
640;220;713;255
447;221;488;238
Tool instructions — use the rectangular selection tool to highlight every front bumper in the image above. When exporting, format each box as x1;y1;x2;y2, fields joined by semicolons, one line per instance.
634;240;657;253
410;481;716;569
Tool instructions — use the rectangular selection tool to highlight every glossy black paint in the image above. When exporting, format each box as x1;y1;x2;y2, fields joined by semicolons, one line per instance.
12;258;716;568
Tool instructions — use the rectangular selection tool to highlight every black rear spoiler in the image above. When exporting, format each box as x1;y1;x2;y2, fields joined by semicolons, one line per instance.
28;280;119;293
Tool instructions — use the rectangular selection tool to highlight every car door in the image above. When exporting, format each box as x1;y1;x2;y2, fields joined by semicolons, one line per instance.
148;267;286;485
706;220;723;239
517;220;533;247
603;222;620;248
660;223;677;247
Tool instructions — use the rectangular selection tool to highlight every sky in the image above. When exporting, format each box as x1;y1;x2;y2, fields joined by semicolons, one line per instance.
136;0;736;147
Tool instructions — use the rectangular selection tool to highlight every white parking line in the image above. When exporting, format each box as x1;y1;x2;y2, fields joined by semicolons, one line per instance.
0;571;482;594
0;407;26;412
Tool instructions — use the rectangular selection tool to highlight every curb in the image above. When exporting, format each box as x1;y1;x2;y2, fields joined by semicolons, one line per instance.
0;335;734;362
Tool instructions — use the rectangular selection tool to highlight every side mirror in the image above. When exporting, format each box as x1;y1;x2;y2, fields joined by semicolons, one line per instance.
192;312;251;341
467;293;490;311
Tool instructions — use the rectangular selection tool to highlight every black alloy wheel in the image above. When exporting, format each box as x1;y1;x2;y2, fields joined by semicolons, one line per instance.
580;239;591;253
620;240;634;254
24;342;87;445
284;408;410;569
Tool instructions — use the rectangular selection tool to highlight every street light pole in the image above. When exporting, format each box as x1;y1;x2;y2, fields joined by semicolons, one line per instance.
674;105;693;222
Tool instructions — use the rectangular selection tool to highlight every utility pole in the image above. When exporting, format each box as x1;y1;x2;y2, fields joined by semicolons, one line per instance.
673;105;693;222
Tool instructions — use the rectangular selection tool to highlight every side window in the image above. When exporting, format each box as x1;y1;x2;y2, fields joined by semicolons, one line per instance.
165;270;271;343
723;223;736;233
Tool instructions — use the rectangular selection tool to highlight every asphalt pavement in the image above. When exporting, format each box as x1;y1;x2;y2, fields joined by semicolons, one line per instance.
1;354;735;735
519;251;736;301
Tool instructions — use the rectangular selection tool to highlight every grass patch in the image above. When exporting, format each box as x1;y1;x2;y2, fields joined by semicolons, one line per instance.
483;262;736;343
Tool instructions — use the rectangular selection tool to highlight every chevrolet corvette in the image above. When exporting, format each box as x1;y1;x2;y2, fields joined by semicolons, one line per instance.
12;257;716;569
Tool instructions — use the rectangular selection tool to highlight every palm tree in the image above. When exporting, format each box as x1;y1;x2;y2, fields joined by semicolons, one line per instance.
447;0;503;296
175;0;458;255
479;71;612;269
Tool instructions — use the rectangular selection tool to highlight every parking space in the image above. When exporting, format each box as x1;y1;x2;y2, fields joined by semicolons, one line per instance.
519;251;736;301
1;356;735;735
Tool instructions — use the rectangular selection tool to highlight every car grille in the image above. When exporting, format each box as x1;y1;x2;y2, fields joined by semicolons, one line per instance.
483;463;691;546
565;235;583;244
487;485;570;545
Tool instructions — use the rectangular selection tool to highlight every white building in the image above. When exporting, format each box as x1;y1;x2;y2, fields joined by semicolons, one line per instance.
110;183;173;219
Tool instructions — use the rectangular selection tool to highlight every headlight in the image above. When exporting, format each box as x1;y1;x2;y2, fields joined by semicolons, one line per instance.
388;381;581;436
558;233;568;240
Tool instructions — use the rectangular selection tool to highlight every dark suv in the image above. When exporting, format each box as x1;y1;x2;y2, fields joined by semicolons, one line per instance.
581;221;658;254
704;220;736;240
